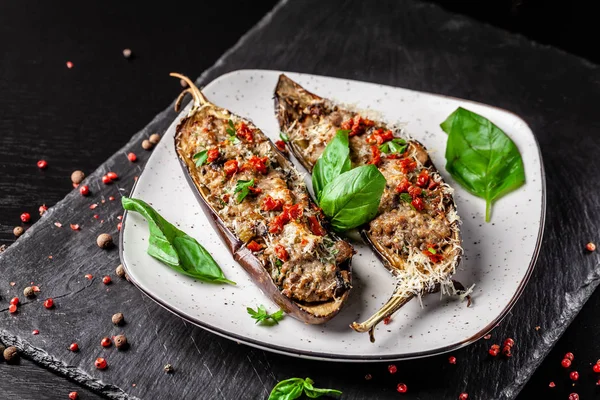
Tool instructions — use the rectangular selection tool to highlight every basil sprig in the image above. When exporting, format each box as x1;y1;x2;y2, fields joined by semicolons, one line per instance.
441;107;525;222
312;130;385;231
379;138;407;155
268;377;342;400
312;130;352;201
319;165;385;231
193;150;208;167
234;179;255;203
122;197;235;285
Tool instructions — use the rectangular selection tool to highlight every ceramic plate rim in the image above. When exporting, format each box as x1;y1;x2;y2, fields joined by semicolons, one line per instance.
119;69;547;362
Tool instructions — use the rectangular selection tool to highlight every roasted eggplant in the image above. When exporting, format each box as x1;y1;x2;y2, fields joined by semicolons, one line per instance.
275;75;463;340
171;73;353;325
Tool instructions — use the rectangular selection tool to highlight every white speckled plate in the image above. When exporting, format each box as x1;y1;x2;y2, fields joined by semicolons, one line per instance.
120;70;545;361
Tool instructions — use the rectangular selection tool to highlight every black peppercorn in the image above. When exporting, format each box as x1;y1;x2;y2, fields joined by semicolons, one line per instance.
112;313;124;326
23;286;34;298
3;346;19;363
96;233;113;249
13;226;24;237
114;334;128;350
164;364;174;373
115;264;125;278
142;140;153;150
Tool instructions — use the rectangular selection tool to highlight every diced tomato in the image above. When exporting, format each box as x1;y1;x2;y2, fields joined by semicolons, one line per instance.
411;196;424;211
275;140;286;152
247;240;263;252
398;157;417;174
248;186;262;195
236;122;254;142
341;115;375;137
284;204;303;220
428;179;439;190
307;215;326;236
395;177;411;193
368;145;382;166
274;244;289;261
223;160;238;176
207;148;220;163
248;156;268;175
423;245;443;263
367;129;394;145
268;213;289;234
408;185;422;199
262;195;284;212
222;193;230;203
416;170;430;188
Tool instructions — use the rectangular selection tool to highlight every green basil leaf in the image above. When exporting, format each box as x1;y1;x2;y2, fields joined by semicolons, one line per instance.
268;378;305;400
319;165;385;231
379;138;407;155
280;131;290;143
234;179;255;203
193;150;208;167
122;197;235;285
312;130;352;201
441;107;525;222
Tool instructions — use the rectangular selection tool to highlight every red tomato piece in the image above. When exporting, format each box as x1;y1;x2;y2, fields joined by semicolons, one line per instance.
274;244;289;261
307;215;326;236
207;148;220;163
247;240;263;252
261;196;284;212
223;160;238;176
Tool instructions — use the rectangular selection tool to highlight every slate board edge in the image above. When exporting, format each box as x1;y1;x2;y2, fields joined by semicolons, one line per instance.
0;0;597;398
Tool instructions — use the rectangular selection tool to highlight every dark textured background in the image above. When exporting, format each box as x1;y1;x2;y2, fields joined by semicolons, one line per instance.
2;1;600;399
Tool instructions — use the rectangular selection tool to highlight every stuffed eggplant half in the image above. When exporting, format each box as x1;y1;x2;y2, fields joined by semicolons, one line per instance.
172;73;353;325
275;75;463;340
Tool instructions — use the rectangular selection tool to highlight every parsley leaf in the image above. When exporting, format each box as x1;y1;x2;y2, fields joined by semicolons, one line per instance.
225;119;240;143
279;131;290;143
247;305;285;325
233;179;255;203
379;138;407;155
193;150;208;167
428;247;437;254
399;193;412;203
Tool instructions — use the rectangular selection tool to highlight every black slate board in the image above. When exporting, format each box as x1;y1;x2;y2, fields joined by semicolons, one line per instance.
2;0;600;399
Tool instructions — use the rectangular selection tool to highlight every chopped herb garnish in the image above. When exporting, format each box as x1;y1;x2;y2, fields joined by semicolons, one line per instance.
279;131;290;143
225;119;240;143
193;150;208;167
379;138;407;155
247;305;285;325
428;247;437;254
234;179;255;203
399;193;412;203
275;259;283;267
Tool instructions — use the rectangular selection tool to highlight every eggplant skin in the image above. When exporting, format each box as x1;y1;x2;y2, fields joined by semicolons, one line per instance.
174;99;353;325
274;74;463;333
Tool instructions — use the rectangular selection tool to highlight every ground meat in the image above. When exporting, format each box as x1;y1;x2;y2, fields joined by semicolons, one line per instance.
334;240;354;265
280;260;339;303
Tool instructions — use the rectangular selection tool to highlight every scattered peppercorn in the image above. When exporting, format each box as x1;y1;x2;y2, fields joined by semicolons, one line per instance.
69;343;79;352
593;363;600;373
9;304;17;313
3;346;19;363
102;175;112;184
489;344;500;357
565;352;574;361
68;391;79;400
0;344;5;358
383;316;391;325
101;337;112;348
180;79;188;88
149;133;161;145
568;393;579;400
164;363;174;373
503;338;515;347
115;264;125;278
587;242;596;252
44;298;54;309
561;358;572;368
95;357;107;370
483;334;492;340
458;393;468;400
102;276;112;285
112;312;124;326
37;160;48;169
85;274;93;280
117;222;122;231
32;329;39;335
127;152;137;162
71;170;85;184
364;374;372;380
122;48;132;58
448;356;457;364
142;139;153;150
23;286;34;297
502;346;512;358
548;382;555;388
388;364;397;374
79;185;90;196
97;233;113;249
10;297;19;306
20;213;31;223
13;226;24;237
39;204;48;216
114;334;128;350
396;383;407;393
107;171;118;180
570;371;579;381
66;61;73;69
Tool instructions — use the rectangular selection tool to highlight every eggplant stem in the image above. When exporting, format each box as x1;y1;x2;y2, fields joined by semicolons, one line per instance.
170;72;208;110
350;290;414;342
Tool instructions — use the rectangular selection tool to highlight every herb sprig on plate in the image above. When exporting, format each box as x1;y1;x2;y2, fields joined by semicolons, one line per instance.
268;377;342;400
247;305;285;325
